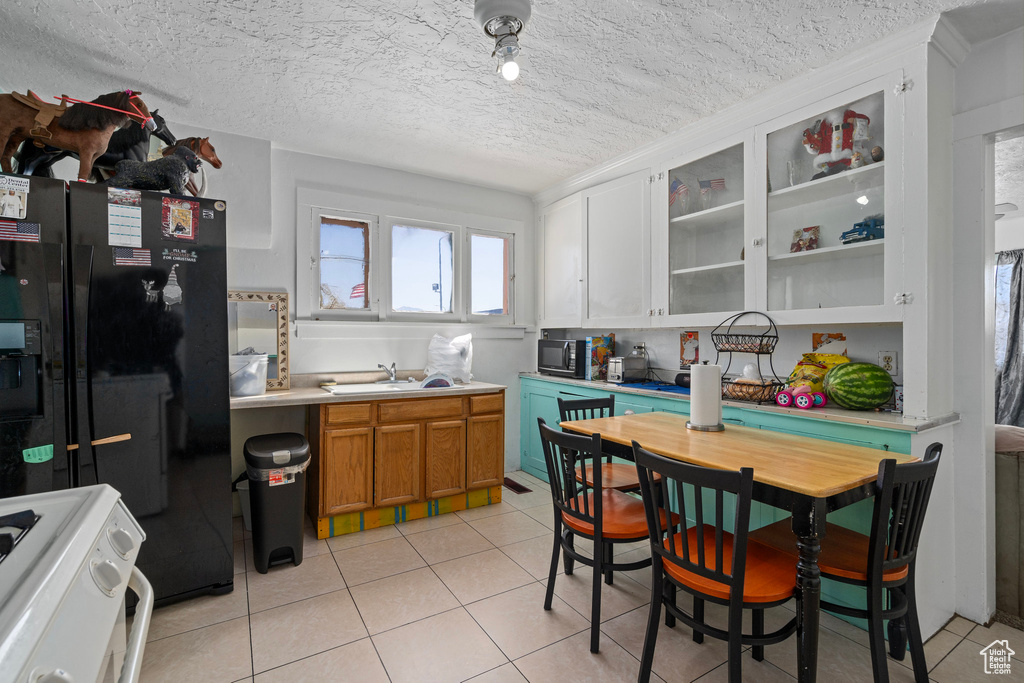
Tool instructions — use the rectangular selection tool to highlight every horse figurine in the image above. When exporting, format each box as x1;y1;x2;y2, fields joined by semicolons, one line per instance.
0;90;155;182
162;137;222;196
16;109;176;179
106;147;201;196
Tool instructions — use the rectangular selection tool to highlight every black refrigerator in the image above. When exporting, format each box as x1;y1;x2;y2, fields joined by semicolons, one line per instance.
0;174;232;604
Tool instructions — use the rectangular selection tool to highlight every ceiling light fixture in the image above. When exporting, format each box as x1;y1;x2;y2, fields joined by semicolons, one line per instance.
474;0;531;82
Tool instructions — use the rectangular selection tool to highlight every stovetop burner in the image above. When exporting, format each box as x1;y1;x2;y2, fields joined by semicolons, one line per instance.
0;508;40;565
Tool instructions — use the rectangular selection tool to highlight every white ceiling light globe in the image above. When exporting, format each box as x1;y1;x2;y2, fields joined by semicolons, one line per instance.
501;59;520;81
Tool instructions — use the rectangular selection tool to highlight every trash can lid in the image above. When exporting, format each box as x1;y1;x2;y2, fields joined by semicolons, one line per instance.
243;432;310;468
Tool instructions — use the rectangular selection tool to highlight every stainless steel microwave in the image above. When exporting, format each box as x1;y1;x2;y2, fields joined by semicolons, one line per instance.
537;339;586;378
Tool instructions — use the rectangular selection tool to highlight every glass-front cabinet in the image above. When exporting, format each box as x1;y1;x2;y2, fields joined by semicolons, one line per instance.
763;89;887;313
665;143;746;316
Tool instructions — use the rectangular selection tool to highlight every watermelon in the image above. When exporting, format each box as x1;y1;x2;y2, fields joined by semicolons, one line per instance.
822;362;894;410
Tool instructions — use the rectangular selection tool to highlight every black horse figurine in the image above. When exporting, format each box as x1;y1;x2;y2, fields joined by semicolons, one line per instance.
15;109;176;179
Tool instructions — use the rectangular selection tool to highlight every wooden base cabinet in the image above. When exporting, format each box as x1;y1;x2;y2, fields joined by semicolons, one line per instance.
308;390;504;523
375;423;422;507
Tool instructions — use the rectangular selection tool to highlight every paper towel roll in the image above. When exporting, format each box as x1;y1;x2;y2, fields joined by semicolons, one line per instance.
688;363;724;431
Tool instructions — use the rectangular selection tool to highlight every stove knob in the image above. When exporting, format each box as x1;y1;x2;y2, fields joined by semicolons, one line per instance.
90;559;122;596
108;527;136;558
36;669;74;682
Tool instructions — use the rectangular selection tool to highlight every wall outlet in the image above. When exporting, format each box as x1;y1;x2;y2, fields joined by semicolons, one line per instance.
878;351;898;376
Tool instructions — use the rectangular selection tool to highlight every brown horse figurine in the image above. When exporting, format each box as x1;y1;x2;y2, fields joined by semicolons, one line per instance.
0;90;155;182
162;137;222;196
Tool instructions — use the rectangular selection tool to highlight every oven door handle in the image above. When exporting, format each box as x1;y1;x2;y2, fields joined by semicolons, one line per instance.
120;567;154;683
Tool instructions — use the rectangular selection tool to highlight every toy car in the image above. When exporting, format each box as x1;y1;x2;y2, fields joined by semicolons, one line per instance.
840;216;884;244
776;384;827;409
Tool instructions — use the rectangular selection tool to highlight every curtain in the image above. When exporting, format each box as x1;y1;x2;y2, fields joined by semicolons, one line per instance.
996;249;1024;425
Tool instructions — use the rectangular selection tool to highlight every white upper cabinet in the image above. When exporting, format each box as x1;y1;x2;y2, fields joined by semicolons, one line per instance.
537;193;583;328
754;72;904;324
653;133;753;327
582;169;651;327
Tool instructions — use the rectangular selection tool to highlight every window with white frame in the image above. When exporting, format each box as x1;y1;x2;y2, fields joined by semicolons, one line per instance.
309;207;515;324
468;230;513;319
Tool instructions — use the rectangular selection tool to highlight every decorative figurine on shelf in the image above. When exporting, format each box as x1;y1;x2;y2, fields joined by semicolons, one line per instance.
850;151;865;168
840;214;885;244
790;225;820;253
801;108;871;179
0;90;156;181
16;110;176;180
106;147;201;195
871;145;884;162
161;137;222;196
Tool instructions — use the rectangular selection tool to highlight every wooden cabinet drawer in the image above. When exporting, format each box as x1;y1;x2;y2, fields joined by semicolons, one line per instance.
470;393;504;414
325;403;372;425
378;397;464;422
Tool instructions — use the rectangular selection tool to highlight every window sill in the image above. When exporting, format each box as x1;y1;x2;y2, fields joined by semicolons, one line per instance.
295;319;531;340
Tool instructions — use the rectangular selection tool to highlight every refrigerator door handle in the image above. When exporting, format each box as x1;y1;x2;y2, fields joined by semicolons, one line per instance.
72;244;97;486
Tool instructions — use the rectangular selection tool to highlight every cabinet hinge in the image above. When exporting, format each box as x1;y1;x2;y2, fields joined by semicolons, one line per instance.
751;238;764;247
893;292;914;305
894;80;914;95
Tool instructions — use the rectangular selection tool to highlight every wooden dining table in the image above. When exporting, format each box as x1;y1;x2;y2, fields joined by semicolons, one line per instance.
559;410;918;683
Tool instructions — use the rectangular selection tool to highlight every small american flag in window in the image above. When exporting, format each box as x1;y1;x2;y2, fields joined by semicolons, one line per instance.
350;283;366;299
0;220;40;243
113;247;152;267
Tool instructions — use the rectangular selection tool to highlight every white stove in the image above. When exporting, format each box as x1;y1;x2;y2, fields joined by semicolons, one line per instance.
0;485;152;683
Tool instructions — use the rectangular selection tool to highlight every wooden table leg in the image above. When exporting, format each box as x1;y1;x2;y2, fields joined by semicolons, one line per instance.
791;498;825;683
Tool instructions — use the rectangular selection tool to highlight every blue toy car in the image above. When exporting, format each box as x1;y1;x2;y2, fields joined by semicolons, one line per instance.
840;215;884;244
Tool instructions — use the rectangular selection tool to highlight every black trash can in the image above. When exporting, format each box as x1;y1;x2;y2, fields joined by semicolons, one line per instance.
243;433;310;574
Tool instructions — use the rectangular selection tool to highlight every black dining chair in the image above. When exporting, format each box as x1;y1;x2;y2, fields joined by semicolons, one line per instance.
632;441;799;683
537;418;654;653
558;395;657;495
749;442;942;683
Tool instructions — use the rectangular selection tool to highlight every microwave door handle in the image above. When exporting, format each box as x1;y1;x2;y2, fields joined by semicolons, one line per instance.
562;344;570;370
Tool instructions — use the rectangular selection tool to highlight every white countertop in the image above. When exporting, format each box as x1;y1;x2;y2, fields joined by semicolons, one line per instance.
520;373;958;433
231;380;506;409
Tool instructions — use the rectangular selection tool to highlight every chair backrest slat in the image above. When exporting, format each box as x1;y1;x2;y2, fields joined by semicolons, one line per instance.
538;418;603;529
633;441;754;601
870;442;942;576
558;395;616;424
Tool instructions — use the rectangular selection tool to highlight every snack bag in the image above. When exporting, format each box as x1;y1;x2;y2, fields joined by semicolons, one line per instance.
786;353;850;393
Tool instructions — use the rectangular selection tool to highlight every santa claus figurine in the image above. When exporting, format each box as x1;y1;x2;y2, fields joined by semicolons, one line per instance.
802;109;870;178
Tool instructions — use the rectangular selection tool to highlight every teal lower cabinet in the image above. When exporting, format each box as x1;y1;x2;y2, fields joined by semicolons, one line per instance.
519;375;913;635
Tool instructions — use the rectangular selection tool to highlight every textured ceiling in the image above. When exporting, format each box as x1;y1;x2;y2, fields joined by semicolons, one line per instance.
0;0;1021;194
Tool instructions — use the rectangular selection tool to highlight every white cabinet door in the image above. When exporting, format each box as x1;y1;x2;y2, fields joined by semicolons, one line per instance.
583;170;651;326
538;193;583;328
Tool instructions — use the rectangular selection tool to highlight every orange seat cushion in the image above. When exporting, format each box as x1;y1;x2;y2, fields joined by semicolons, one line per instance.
748;519;909;583
660;525;798;604
577;463;659;490
561;489;661;540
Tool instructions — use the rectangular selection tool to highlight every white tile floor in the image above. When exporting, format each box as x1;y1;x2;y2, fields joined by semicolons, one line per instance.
139;470;1024;682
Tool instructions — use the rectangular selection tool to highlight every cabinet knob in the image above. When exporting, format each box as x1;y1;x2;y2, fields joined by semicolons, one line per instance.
751;238;764;247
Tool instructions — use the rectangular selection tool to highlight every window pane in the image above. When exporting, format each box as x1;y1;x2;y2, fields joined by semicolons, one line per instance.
471;234;510;315
392;225;453;313
320;216;369;309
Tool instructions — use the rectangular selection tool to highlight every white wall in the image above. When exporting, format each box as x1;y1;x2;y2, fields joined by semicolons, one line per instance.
951;26;1024;623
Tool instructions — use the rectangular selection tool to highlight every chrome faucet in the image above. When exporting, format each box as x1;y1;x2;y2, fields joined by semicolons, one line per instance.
378;362;397;381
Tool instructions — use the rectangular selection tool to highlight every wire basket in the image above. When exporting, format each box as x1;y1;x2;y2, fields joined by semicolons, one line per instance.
711;312;779;355
721;378;785;404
